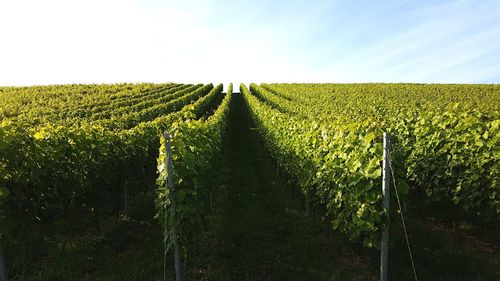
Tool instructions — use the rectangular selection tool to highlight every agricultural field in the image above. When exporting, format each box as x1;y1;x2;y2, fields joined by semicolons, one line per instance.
0;83;499;281
0;82;230;280
245;83;500;245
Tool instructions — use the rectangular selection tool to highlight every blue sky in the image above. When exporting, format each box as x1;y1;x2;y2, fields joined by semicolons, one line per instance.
0;0;499;85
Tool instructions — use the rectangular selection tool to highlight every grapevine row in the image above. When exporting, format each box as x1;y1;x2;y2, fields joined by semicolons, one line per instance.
243;83;499;247
156;84;233;249
0;83;223;241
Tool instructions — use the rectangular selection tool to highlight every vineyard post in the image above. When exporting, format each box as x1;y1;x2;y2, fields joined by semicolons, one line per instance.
380;132;391;281
0;242;8;281
164;132;182;281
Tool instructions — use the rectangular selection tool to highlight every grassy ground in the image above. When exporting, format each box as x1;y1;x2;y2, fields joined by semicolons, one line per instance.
203;92;374;281
388;217;500;281
4;92;500;281
5;199;165;281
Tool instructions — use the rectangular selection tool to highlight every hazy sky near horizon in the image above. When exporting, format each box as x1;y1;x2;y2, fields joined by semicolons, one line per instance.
0;0;499;86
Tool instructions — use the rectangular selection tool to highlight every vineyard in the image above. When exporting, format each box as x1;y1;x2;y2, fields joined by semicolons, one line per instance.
244;83;500;246
0;83;499;280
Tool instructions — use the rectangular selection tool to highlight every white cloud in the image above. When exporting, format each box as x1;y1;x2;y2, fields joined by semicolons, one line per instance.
314;0;500;83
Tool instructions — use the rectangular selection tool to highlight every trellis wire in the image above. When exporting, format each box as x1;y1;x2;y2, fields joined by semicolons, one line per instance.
388;148;418;281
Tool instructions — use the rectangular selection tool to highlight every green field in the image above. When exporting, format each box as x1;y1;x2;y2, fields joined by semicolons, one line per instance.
0;83;499;281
